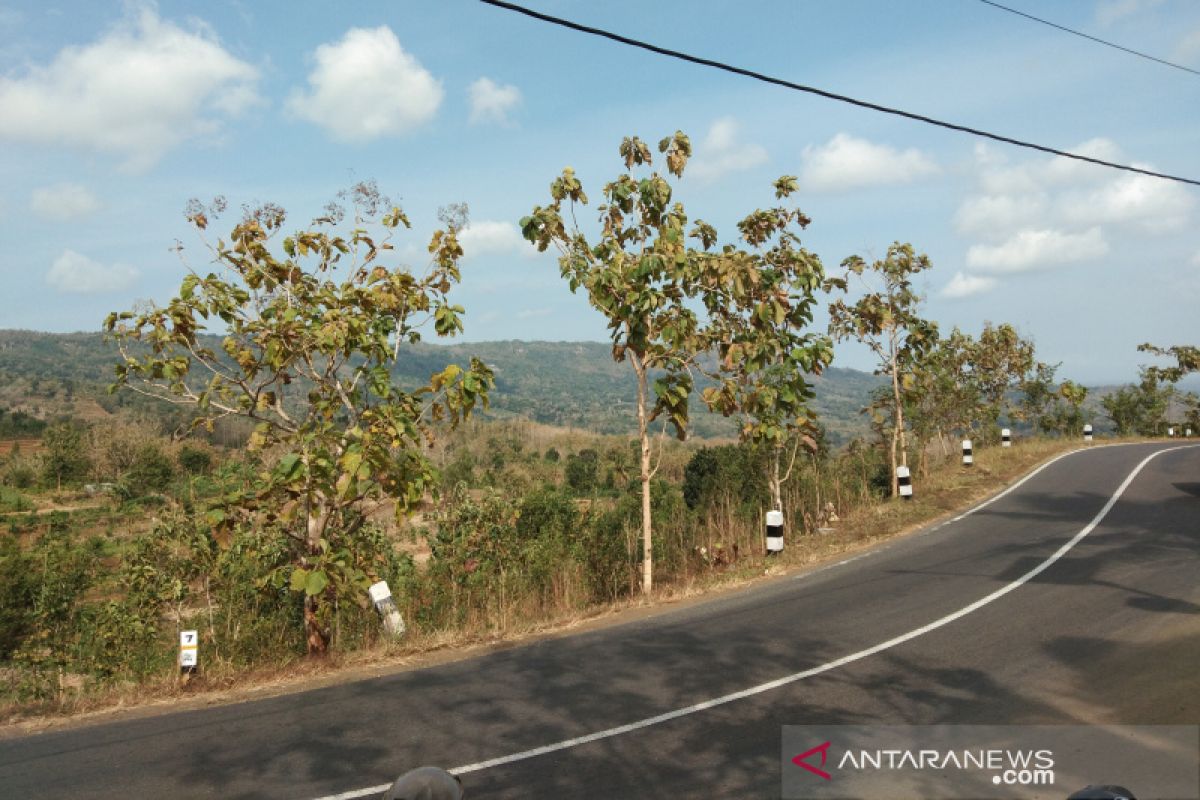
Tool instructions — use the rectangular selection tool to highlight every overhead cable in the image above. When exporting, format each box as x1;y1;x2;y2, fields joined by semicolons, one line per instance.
976;0;1200;77
479;0;1200;187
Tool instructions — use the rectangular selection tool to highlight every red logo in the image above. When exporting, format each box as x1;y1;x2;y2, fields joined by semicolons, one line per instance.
792;741;833;780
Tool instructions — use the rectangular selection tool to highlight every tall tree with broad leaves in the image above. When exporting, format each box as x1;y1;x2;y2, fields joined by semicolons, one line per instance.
105;183;494;655
1057;380;1090;436
522;133;700;594
522;134;833;589
699;175;835;518
970;322;1036;438
826;243;937;497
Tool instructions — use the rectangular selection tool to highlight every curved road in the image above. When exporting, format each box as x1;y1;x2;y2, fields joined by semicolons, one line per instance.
0;442;1196;798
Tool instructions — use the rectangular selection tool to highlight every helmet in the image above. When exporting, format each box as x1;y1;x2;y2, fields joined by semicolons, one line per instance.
380;766;465;800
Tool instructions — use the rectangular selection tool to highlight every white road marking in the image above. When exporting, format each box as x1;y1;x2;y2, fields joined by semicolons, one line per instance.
313;443;1194;800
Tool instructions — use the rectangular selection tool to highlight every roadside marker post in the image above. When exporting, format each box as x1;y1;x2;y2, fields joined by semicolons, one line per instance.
765;509;784;554
1168;426;1175;438
179;630;198;677
1001;428;1011;447
1083;424;1093;443
962;439;973;467
896;465;913;500
368;581;406;638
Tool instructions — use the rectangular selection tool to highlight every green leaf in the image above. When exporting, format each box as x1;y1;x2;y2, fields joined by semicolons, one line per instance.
289;567;309;593
305;570;329;596
277;452;303;481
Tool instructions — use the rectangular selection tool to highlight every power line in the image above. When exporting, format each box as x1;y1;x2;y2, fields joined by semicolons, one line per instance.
976;0;1200;77
479;0;1200;188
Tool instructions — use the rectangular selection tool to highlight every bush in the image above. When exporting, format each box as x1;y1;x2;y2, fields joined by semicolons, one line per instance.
3;459;36;490
682;444;767;513
177;445;212;476
121;444;175;497
565;449;599;494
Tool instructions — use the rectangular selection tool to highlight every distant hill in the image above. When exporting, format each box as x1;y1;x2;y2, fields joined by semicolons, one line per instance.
0;329;882;444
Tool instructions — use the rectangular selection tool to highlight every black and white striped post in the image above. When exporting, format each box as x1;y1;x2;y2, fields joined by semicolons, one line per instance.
1083;424;1093;443
368;581;406;638
765;509;784;554
961;439;973;467
1001;428;1011;447
897;465;913;500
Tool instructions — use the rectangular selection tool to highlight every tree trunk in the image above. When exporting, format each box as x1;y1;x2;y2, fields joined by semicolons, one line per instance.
304;501;331;655
769;447;783;512
304;594;329;655
633;355;653;595
888;338;905;498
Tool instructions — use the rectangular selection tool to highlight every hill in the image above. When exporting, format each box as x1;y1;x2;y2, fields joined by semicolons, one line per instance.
0;329;881;444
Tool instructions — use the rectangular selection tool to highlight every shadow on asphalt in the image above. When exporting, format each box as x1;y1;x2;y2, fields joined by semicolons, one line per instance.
162;448;1200;799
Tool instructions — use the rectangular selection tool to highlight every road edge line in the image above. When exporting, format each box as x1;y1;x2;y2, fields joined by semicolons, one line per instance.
314;443;1196;800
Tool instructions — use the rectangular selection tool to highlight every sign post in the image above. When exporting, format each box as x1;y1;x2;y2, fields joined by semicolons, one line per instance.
179;629;198;678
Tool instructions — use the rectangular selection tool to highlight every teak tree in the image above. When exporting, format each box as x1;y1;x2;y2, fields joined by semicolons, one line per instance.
1138;342;1200;383
1057;380;1090;435
522;133;699;594
903;328;975;474
971;322;1036;437
827;243;937;497
522;134;831;589
1019;361;1061;435
699;175;834;518
105;184;493;654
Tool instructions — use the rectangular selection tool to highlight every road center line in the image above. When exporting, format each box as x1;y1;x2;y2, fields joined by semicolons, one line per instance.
315;444;1195;800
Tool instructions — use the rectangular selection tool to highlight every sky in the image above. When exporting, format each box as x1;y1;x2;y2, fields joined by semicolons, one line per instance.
0;0;1197;385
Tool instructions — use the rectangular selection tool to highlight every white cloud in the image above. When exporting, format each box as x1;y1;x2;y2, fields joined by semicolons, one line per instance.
1043;138;1124;184
468;77;521;125
287;27;442;141
966;227;1108;273
960;139;1194;241
0;7;259;170
516;308;552;320
941;271;998;299
1058;170;1195;232
30;183;100;220
801;133;938;192
976;139;1118;196
688;117;768;182
458;220;529;259
1096;0;1164;27
1174;27;1200;65
954;193;1048;237
45;249;138;294
1191;249;1200;267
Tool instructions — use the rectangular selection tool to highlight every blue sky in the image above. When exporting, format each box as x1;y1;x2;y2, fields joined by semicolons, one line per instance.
0;0;1197;384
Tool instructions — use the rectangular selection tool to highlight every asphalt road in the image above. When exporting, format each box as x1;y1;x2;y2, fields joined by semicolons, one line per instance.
0;442;1196;799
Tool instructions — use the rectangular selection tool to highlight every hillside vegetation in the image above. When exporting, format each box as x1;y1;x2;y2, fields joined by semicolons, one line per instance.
0;330;880;444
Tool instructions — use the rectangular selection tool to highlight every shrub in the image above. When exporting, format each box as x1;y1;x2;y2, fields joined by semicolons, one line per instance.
177;445;213;476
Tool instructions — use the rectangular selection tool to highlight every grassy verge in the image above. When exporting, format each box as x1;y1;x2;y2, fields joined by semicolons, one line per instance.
1;436;1120;733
